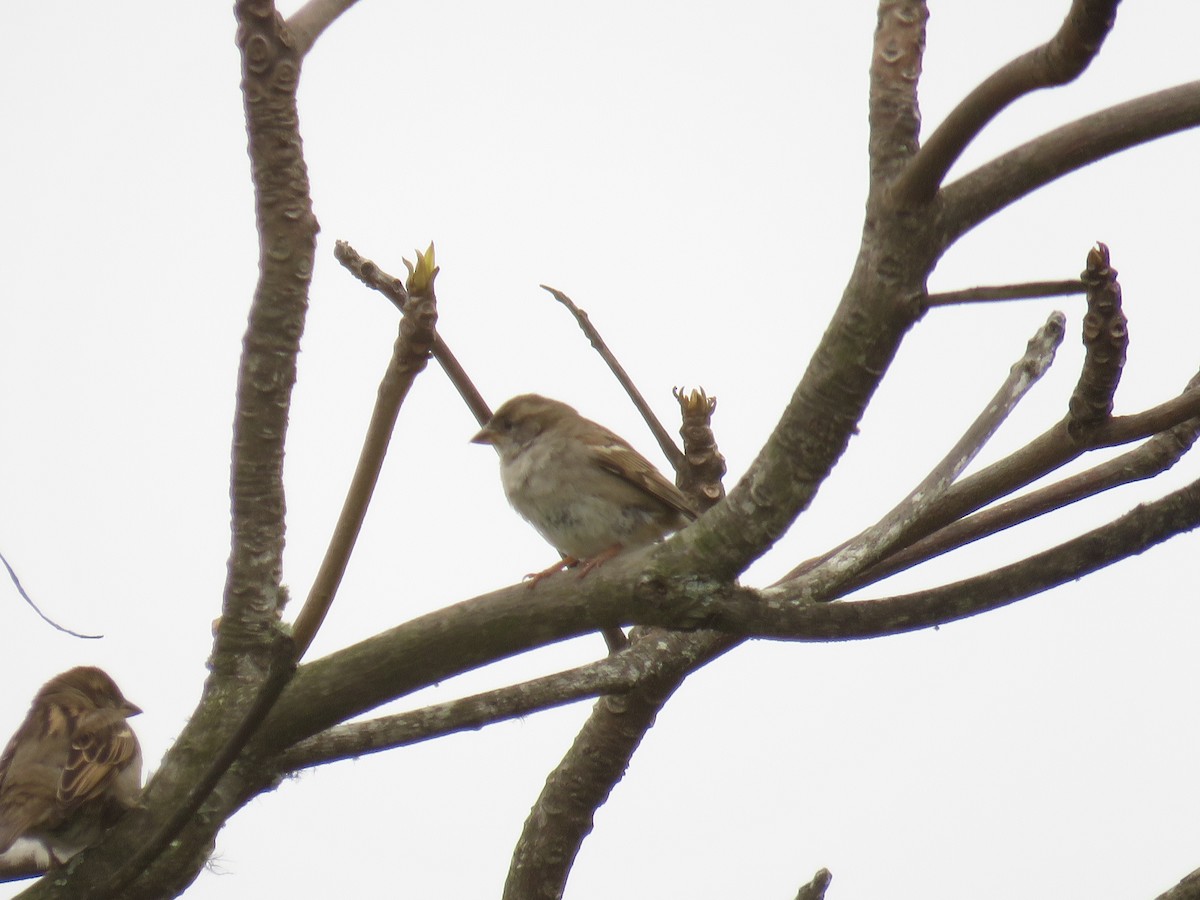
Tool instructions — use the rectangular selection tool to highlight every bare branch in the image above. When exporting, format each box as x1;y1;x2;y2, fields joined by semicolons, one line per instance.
895;0;1119;203
783;368;1200;594
925;279;1084;308
841;379;1200;594
1157;867;1200;900
776;312;1065;594
724;475;1200;638
290;247;438;657
287;0;360;55
275;640;682;773
336;240;492;426
940;80;1200;239
867;0;928;186
18;7;318;897
795;868;834;900
503;628;734;900
542;284;684;470
1066;243;1127;438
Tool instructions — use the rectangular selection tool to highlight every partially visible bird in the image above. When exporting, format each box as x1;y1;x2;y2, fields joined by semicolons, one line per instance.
0;666;143;863
472;394;697;648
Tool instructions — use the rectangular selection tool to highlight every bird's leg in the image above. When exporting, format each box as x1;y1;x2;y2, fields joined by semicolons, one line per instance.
575;543;623;578
524;555;580;589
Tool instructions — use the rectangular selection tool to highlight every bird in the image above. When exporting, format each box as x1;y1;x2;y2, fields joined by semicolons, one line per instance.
472;394;697;646
0;666;143;864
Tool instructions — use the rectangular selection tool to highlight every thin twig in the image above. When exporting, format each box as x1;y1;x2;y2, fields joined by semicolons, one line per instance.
336;240;492;425
0;550;101;639
926;279;1084;308
541;284;683;470
291;247;439;657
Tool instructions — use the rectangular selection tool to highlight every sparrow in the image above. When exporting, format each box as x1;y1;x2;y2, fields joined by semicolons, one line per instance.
0;666;143;864
472;393;698;589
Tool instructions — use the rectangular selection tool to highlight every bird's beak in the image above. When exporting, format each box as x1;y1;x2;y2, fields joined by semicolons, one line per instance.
123;701;143;717
470;425;496;445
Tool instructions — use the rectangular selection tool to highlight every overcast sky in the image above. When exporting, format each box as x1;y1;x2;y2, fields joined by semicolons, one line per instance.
2;2;1199;898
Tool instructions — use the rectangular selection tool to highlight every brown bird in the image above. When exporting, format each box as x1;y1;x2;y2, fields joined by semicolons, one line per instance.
0;666;143;863
473;394;697;645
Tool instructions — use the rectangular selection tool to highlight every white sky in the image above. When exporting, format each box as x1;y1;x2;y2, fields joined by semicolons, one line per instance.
1;2;1199;898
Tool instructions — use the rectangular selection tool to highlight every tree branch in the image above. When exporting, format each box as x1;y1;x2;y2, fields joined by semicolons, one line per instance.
894;0;1119;204
274;639;688;773
290;247;438;656
838;378;1200;594
795;868;834;900
775;312;1065;596
503;629;735;900
925;279;1084;308
940;80;1200;240
867;0;928;186
16;5;317;897
286;0;360;56
542;284;684;470
721;475;1200;638
336;240;492;425
1066;243;1126;438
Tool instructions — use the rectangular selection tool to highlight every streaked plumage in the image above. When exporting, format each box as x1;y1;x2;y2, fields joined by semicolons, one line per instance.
0;666;143;863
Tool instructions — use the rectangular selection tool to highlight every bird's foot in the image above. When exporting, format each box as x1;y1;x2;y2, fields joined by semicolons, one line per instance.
524;556;581;588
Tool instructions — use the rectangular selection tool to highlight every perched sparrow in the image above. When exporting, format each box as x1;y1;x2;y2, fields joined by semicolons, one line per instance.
0;666;143;863
472;393;697;584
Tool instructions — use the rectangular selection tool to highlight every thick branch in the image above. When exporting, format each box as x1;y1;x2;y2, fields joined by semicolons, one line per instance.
894;0;1119;203
503;629;734;900
867;0;928;186
940;81;1200;240
1158;867;1200;900
16;7;317;897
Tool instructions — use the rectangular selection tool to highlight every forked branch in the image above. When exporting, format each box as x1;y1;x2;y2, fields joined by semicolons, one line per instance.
894;0;1119;203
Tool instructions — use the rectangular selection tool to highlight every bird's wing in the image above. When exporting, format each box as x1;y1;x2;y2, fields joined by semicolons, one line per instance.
592;433;698;521
0;715;64;852
58;710;138;809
